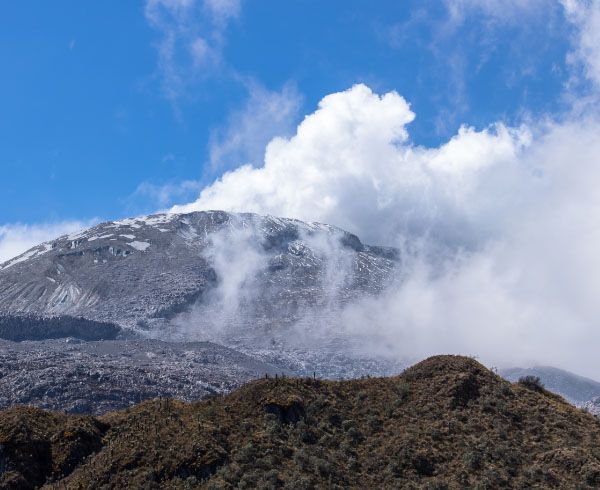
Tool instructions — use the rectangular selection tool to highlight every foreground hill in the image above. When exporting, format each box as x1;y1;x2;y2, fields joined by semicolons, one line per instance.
1;356;600;490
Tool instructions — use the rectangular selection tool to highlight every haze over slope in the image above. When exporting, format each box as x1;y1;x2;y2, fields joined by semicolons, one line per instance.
170;83;600;379
0;210;398;362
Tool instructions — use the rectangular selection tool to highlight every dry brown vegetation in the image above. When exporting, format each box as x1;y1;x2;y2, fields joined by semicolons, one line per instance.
2;355;600;489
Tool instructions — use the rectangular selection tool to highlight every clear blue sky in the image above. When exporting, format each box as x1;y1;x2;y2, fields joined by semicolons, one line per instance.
0;1;577;225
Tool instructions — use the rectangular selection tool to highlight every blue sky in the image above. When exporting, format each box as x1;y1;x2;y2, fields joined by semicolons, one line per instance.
0;0;579;226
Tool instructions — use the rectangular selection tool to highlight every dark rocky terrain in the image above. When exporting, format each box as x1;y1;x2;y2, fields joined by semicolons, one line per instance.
582;398;600;417
0;338;287;415
0;336;404;415
2;355;600;490
0;313;121;342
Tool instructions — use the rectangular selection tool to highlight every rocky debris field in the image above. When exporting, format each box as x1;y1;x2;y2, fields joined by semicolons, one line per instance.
0;336;407;415
0;339;286;415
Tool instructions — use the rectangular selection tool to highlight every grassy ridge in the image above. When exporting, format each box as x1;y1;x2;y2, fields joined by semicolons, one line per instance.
2;355;600;489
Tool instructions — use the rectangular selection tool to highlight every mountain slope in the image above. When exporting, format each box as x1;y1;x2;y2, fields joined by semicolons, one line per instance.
2;356;600;489
0;211;398;344
500;366;600;405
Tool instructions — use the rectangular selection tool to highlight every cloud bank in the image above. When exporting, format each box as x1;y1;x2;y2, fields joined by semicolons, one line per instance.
158;0;600;377
170;78;600;377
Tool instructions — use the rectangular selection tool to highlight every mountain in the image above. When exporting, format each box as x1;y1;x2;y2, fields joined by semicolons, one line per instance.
0;211;404;413
2;355;600;490
500;366;600;406
0;210;398;345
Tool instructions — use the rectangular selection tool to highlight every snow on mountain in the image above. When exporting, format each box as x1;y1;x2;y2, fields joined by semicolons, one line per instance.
0;210;399;350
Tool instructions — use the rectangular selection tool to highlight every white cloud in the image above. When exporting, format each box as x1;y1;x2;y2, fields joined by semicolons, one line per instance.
560;0;600;87
172;83;600;377
174;84;530;247
144;0;242;101
133;180;204;208
0;221;95;264
208;82;302;172
444;0;548;23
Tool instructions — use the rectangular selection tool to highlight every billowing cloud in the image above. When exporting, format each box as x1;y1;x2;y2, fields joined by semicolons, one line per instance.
171;82;600;377
174;84;531;247
0;221;95;264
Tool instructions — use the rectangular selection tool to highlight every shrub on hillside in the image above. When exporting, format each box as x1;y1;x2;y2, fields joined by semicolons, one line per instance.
518;376;544;392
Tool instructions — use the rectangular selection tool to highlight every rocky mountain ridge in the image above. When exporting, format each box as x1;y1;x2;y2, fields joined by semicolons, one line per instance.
0;210;398;345
0;211;404;413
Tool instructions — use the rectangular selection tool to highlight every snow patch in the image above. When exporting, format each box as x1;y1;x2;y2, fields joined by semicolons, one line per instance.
177;225;198;241
120;234;135;240
88;234;113;241
129;241;151;251
1;249;39;270
139;214;177;227
66;229;88;241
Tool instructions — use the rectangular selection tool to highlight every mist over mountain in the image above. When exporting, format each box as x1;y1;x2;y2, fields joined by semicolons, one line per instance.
0;210;406;378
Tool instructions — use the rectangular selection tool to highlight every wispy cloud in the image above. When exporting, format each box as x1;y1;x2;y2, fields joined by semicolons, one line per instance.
443;0;600;94
443;0;548;24
161;153;176;163
208;82;303;172
0;220;96;264
129;82;301;211
133;180;204;208
560;0;600;89
144;0;242;103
